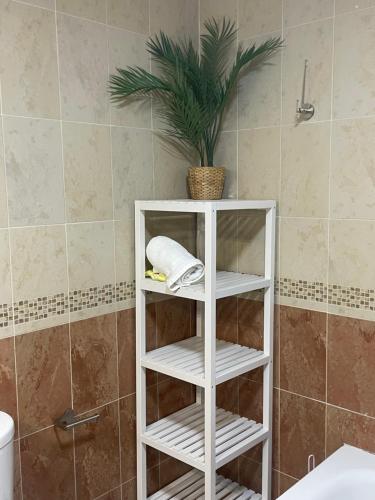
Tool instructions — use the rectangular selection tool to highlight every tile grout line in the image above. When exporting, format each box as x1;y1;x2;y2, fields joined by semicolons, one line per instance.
0;74;24;500
277;0;286;486
53;4;78;498
325;0;337;459
106;1;124;492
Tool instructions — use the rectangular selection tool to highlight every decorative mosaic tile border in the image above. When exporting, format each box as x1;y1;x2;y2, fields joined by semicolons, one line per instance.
1;277;374;329
0;280;136;328
328;283;375;311
277;278;327;303
278;277;375;311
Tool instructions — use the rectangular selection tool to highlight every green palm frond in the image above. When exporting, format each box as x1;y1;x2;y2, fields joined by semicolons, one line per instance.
109;17;283;166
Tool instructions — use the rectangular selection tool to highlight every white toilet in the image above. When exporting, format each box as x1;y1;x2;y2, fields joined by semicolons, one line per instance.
0;412;14;500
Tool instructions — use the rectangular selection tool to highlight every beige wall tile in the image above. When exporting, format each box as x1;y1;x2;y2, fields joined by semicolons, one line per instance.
335;0;375;14
4;117;65;226
333;8;375;119
153;134;192;199
238;0;282;40
10;225;68;301
329;219;375;289
238;212;266;276
115;219;135;283
0;229;12;305
217;213;238;272
215;132;237;199
108;0;149;34
57;0;107;22
20;0;55;8
331;118;375;219
282;19;333;124
200;0;237;27
0;1;59;118
108;27;151;128
146;212;196;255
63;122;113;222
0;122;8;228
57;13;108;123
280;123;330;217
238;127;280;201
280;218;328;283
150;0;199;41
112;127;153;220
67;221;115;290
238;32;282;129
283;0;333;28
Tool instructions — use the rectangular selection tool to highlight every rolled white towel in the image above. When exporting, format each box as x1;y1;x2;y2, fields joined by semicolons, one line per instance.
146;236;205;292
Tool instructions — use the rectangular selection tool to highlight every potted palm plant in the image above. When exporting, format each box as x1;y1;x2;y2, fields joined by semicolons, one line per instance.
109;18;282;200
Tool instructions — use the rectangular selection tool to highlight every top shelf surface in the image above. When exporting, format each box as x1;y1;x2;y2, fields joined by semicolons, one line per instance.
135;199;276;213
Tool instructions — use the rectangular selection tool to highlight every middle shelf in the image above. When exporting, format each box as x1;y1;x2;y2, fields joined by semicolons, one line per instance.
141;336;269;387
142;403;268;471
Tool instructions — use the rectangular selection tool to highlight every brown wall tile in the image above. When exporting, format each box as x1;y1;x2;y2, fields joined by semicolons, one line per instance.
158;378;195;419
156;298;193;347
122;478;136;500
279;472;298;496
147;464;160;496
0;337;18;433
119;389;159;486
239;380;279;469
75;402;120;500
117;305;157;398
218;458;239;483
122;474;159;499
20;426;75;500
327;314;375;417
280;306;326;401
159;457;192;489
238;299;279;386
217;297;238;343
96;486;121;500
280;391;325;479
238;298;264;350
238;456;261;494
117;308;136;398
119;394;136;484
217;377;239;413
238;458;279;499
16;325;71;436
71;313;118;412
326;404;375;456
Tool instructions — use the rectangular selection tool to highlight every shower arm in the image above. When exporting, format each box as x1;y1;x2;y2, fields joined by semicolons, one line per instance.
296;59;315;120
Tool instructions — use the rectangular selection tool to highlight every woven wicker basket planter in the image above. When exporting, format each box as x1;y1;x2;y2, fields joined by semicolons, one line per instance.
188;166;225;200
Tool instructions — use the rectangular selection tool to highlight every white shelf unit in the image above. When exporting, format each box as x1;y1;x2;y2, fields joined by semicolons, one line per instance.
136;199;276;499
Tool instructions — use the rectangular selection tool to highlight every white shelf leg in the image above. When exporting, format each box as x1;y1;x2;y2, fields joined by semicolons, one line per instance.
196;213;204;405
204;207;217;498
136;207;147;500
262;206;276;500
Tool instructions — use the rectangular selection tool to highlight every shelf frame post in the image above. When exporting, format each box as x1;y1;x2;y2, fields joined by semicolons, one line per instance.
262;205;276;500
135;205;147;500
204;206;217;498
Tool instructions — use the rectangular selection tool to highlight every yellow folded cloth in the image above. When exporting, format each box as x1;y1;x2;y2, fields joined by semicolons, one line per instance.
145;270;167;282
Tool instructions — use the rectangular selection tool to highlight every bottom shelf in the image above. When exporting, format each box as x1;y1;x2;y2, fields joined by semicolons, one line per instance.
148;469;261;499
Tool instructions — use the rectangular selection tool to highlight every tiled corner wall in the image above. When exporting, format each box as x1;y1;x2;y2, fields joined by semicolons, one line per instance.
0;0;199;499
1;0;375;499
200;0;375;497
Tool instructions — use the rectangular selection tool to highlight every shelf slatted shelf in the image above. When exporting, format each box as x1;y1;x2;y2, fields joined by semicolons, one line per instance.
148;469;262;499
142;337;269;387
141;270;270;300
142;403;267;471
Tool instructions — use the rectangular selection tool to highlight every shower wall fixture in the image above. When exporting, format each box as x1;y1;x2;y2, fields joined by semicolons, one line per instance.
296;59;315;121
